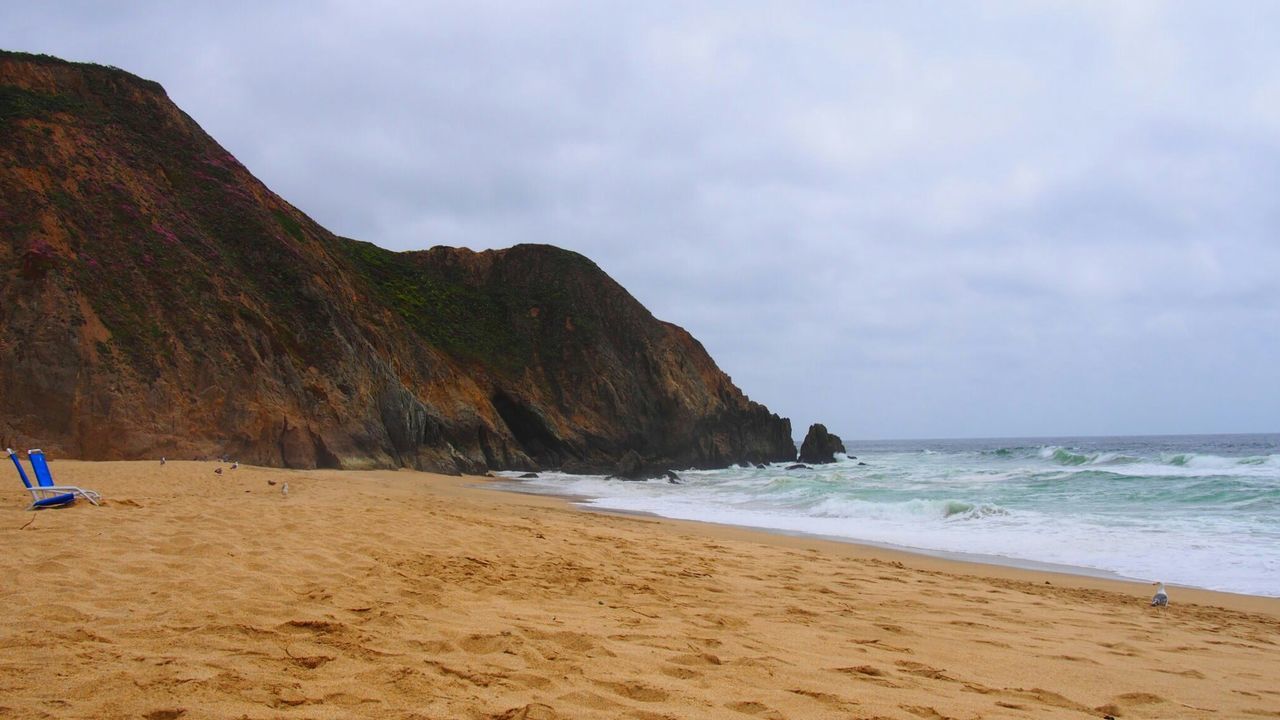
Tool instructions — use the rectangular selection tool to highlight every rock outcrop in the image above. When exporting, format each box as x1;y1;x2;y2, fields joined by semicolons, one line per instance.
0;50;796;473
797;423;845;464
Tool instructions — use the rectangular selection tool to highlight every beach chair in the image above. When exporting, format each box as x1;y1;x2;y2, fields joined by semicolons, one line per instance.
8;448;77;509
26;449;100;507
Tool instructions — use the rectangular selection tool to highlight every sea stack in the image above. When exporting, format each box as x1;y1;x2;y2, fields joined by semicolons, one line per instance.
797;423;846;464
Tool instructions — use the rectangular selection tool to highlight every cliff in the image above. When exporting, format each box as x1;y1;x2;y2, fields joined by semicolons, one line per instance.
0;50;794;473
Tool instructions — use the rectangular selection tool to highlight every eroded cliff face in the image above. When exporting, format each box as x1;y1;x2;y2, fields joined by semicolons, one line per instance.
0;51;795;473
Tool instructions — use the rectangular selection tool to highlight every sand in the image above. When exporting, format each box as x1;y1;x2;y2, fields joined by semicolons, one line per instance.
2;461;1278;719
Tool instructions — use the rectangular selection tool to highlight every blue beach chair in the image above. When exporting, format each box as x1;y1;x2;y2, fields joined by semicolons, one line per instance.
25;449;100;508
8;447;76;509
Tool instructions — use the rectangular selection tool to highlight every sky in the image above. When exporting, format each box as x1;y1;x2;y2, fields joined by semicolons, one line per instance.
3;1;1278;440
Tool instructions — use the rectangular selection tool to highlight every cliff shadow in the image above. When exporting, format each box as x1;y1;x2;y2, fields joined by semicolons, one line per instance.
491;390;575;468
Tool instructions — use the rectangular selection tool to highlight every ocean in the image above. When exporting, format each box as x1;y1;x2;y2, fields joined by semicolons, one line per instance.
493;434;1280;597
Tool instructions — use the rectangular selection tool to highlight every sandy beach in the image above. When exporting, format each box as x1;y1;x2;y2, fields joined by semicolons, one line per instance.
2;461;1278;719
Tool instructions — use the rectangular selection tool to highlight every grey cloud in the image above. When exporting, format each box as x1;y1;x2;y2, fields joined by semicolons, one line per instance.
3;1;1277;438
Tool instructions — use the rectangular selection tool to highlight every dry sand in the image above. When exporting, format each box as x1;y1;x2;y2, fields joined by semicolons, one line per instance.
2;461;1278;719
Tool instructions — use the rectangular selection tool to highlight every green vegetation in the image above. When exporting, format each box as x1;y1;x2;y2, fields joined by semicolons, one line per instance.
0;49;167;95
272;209;305;242
339;239;532;373
335;240;620;381
3;47;610;387
0;86;85;123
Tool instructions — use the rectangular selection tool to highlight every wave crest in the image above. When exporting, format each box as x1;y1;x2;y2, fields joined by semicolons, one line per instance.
943;501;1010;520
810;496;1010;522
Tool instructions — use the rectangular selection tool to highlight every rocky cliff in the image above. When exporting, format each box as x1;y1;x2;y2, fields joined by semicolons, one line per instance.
0;50;794;473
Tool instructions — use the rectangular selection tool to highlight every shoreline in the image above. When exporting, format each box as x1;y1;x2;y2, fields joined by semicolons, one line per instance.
473;474;1280;616
4;460;1279;719
481;476;1279;608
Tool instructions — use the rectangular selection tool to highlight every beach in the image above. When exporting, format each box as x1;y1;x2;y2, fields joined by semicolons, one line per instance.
2;461;1278;719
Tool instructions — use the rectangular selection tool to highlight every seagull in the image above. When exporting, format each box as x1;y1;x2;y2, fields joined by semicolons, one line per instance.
281;482;289;497
1151;581;1169;607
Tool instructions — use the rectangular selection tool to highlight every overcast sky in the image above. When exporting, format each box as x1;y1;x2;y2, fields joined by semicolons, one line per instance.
4;2;1278;440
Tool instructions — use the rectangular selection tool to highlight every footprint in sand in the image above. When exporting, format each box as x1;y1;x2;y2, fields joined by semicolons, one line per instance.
320;692;379;708
899;705;952;719
556;690;626;712
411;638;456;654
1111;691;1168;707
668;652;723;666
282;619;345;635
698;613;748;629
895;660;954;681
458;633;513;654
833;664;902;688
492;702;557;720
285;651;334;669
973;638;1012;649
1157;666;1208;679
598;681;669;702
1050;654;1101;665
271;687;308;708
661;665;700;679
726;700;784;718
1003;687;1092;713
787;688;857;710
548;630;598;652
1097;640;1141;657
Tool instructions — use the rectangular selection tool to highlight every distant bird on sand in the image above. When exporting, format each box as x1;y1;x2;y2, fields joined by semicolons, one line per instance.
1151;581;1169;607
160;457;166;465
214;467;223;475
230;461;239;470
281;482;289;497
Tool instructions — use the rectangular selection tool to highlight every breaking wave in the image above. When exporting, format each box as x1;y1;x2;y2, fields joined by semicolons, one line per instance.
496;433;1280;596
808;497;1010;522
1040;446;1278;470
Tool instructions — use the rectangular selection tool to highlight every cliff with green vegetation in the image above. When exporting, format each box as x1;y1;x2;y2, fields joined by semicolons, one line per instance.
0;50;794;473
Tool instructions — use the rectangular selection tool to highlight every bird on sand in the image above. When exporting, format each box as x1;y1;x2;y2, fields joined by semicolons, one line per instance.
1151;581;1169;607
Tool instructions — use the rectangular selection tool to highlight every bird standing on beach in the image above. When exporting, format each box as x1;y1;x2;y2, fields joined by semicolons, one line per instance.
1151;581;1169;607
281;482;289;497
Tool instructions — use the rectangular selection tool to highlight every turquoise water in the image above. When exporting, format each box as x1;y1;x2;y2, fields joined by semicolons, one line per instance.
495;434;1280;596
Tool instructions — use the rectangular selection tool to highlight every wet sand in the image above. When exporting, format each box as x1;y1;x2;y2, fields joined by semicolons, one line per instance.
2;460;1278;719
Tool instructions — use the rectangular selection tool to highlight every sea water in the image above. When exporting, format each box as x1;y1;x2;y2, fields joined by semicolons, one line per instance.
494;434;1280;597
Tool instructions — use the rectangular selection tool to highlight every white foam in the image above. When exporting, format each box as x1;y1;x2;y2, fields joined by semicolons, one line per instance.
495;443;1280;597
